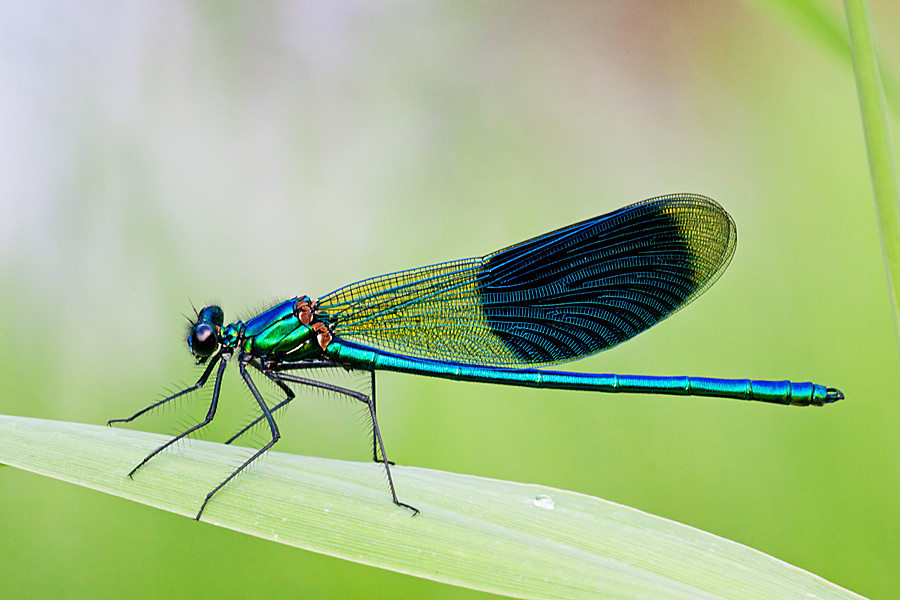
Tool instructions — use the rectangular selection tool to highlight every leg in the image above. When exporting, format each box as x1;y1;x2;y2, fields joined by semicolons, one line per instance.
269;361;383;463
108;352;222;426
266;359;339;372
224;376;295;445
224;357;336;445
124;355;228;478
272;370;418;515
195;359;280;519
368;371;392;465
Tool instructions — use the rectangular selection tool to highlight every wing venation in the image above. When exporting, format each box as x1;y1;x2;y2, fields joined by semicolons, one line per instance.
316;194;736;366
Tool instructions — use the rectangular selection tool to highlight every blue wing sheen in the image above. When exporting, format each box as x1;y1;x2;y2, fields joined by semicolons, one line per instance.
316;194;736;367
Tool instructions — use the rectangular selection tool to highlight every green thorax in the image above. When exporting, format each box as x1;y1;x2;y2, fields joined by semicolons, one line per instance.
237;297;324;361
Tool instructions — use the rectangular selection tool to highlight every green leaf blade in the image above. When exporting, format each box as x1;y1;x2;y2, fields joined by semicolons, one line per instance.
0;415;865;600
844;0;900;351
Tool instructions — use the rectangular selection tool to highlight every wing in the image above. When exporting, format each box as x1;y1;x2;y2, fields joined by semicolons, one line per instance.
315;193;736;367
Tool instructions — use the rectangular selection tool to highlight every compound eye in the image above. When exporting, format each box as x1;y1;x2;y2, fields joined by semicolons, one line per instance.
189;322;219;358
197;305;225;327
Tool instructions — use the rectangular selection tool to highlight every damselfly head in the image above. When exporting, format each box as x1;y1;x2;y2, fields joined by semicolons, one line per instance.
188;305;225;362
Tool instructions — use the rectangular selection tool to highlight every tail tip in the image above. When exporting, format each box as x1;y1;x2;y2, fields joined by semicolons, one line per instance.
825;387;844;403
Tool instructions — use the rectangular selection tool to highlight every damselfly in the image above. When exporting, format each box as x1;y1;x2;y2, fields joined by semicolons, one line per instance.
109;194;842;519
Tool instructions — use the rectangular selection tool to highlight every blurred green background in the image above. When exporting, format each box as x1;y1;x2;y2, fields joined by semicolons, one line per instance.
1;1;898;598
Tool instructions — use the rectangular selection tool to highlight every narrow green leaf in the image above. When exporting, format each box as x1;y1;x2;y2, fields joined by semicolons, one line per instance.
844;0;900;351
0;415;864;600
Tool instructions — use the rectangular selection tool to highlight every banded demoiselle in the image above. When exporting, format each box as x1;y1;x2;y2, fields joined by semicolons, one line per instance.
109;194;842;519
